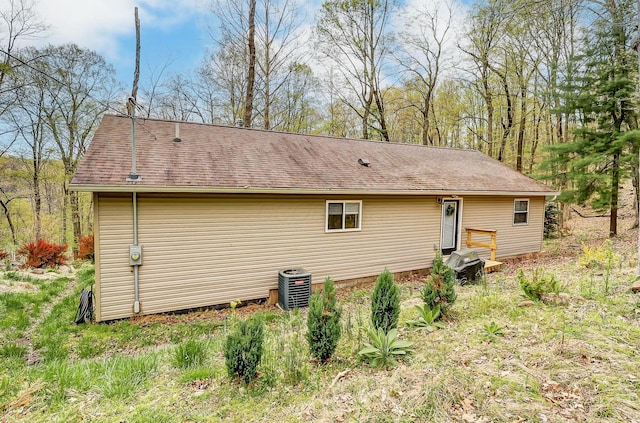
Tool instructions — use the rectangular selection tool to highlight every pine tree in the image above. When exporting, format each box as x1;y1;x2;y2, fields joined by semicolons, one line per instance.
224;314;264;385
540;0;638;236
306;277;342;363
371;268;400;332
421;252;457;315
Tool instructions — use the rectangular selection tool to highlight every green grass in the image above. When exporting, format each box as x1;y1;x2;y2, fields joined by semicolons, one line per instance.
172;339;208;368
2;230;640;422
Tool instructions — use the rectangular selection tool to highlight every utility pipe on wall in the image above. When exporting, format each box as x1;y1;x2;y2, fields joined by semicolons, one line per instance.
132;192;140;313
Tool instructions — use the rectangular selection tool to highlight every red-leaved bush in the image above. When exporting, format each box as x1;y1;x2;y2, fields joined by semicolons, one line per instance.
77;233;95;262
17;239;69;269
0;249;9;261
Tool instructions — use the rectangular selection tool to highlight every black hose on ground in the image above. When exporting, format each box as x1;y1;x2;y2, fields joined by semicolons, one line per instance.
74;287;95;324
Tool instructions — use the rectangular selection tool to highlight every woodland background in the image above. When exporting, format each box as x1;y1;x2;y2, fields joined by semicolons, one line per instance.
1;0;639;255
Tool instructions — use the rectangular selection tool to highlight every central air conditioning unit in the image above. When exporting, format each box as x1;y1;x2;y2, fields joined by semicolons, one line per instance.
278;268;311;311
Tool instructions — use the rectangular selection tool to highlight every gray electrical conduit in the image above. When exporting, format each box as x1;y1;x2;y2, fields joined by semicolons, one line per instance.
133;191;140;313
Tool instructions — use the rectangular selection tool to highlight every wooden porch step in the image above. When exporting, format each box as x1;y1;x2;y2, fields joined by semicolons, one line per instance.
484;259;503;273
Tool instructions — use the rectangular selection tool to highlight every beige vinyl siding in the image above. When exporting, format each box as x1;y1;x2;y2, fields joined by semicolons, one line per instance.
93;193;101;321
95;193;546;320
96;195;134;321
97;194;440;320
461;196;545;259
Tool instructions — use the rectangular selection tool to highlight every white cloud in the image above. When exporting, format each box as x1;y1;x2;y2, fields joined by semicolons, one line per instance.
29;0;203;61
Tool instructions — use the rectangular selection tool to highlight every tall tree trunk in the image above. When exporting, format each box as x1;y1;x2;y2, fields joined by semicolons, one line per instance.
244;0;256;127
483;71;494;157
362;88;373;140
30;138;43;240
70;190;81;255
264;78;270;130
362;108;370;140
0;199;17;247
87;195;94;232
33;171;41;240
497;71;513;163
529;110;542;175
516;85;527;172
62;184;69;246
610;153;619;237
632;156;639;229
422;95;431;145
373;90;389;141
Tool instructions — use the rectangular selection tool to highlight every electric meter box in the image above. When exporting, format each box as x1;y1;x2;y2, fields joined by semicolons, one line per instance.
129;245;143;265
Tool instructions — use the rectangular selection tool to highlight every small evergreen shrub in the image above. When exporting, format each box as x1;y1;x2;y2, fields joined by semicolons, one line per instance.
17;239;68;269
421;253;457;315
77;233;95;262
544;203;561;239
371;268;400;332
517;268;560;301
224;314;264;385
306;277;342;363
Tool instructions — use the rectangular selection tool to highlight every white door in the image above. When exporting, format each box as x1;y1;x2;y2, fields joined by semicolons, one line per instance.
441;200;459;255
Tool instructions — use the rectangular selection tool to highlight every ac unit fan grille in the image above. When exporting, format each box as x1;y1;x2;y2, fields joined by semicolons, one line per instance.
278;269;311;311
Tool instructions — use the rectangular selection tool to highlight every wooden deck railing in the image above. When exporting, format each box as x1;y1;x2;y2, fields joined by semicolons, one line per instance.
465;228;497;261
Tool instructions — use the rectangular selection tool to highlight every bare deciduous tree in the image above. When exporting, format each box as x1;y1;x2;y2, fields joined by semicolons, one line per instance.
395;0;457;145
315;0;394;141
35;44;121;251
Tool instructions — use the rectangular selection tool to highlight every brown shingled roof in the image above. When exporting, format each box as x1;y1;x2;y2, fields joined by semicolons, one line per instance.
70;114;556;196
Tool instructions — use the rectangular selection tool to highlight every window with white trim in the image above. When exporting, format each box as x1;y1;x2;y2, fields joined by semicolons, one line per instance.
513;199;529;225
326;201;362;232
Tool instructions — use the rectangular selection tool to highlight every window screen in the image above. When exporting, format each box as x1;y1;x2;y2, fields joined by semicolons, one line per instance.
326;201;362;231
513;199;529;225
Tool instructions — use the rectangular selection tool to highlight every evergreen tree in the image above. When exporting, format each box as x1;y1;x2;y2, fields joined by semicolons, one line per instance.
541;0;638;236
306;277;342;363
224;314;264;385
421;252;457;315
371;268;400;332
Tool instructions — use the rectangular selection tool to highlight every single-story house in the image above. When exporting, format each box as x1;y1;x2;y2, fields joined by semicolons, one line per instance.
71;114;557;321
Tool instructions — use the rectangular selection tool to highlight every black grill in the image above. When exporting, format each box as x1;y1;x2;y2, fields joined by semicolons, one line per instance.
445;249;485;285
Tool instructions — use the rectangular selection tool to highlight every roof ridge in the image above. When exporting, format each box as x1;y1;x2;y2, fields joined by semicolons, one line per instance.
105;114;482;154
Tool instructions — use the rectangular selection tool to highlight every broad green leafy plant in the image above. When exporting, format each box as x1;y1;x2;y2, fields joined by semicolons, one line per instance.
358;327;412;368
406;304;445;332
480;321;505;342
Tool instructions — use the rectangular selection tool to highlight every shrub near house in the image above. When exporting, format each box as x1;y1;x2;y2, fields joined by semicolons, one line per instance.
17;239;68;269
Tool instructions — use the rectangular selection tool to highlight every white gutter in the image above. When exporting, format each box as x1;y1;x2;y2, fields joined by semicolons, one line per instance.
70;185;559;197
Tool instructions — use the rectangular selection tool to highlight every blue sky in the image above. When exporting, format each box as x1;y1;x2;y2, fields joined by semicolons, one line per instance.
27;0;211;85
24;0;468;88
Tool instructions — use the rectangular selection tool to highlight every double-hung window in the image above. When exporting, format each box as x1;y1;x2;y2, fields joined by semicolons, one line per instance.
513;199;529;225
326;201;362;232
